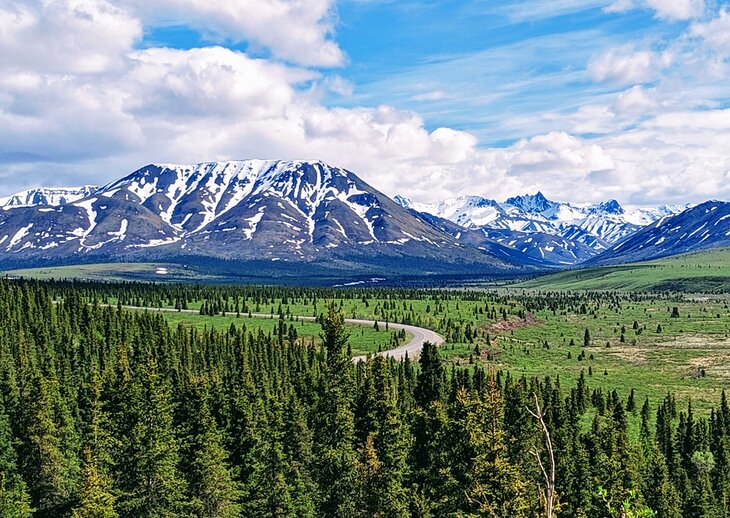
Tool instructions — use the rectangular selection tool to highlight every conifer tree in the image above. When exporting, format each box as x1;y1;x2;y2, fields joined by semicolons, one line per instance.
0;396;33;518
414;341;445;407
72;448;118;518
20;373;80;514
183;381;241;518
464;380;530;517
114;359;187;516
72;372;117;518
312;305;358;517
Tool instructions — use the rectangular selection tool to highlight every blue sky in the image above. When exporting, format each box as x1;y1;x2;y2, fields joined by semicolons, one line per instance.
1;0;730;205
142;0;687;144
335;0;655;142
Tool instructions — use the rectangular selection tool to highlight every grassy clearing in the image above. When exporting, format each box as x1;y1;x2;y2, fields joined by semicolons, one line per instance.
449;298;730;413
27;261;730;414
514;248;730;292
114;290;730;411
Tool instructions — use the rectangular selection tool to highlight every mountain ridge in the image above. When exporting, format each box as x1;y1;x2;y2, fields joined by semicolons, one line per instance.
1;161;726;278
587;200;730;266
0;160;536;279
395;191;690;264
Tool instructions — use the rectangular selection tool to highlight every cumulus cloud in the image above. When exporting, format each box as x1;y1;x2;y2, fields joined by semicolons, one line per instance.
1;0;729;209
0;0;142;74
124;47;312;119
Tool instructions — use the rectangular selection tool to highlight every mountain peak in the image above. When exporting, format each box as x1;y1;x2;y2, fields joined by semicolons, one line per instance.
0;159;527;277
505;191;557;213
595;199;624;215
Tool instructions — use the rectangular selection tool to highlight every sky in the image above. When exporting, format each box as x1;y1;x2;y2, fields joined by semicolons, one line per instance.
1;0;730;206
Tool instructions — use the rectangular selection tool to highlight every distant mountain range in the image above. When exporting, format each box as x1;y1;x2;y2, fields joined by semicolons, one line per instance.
0;186;97;208
396;192;689;264
0;160;726;281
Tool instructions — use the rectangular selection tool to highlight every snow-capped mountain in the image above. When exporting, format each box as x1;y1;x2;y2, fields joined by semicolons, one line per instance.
0;186;97;208
399;191;687;245
397;191;689;264
588;201;730;266
0;160;532;277
1;163;718;276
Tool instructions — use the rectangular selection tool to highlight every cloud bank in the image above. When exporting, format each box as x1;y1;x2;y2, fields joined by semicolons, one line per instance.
1;0;729;207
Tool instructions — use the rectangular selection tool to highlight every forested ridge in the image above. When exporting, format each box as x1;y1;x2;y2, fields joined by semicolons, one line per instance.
0;279;729;517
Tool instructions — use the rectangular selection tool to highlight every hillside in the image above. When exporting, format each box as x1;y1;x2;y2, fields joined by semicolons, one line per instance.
588;201;730;266
513;248;730;292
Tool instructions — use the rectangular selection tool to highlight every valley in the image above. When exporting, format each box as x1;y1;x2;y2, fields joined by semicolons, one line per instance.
52;280;730;412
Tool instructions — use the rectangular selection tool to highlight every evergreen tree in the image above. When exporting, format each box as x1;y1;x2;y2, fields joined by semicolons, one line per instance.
312;305;358;517
114;359;187;516
183;381;241;518
0;396;33;518
414;341;445;408
72;372;117;518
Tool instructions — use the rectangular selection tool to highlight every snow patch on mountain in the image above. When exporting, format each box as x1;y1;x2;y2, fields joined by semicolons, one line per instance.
398;192;690;246
0;186;97;208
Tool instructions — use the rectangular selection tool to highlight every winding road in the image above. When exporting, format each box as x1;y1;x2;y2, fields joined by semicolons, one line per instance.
106;304;444;362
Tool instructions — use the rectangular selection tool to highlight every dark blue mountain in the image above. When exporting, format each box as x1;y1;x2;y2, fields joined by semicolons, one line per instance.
589;201;730;265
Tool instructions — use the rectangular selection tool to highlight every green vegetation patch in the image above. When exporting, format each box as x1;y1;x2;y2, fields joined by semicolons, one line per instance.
514;248;730;292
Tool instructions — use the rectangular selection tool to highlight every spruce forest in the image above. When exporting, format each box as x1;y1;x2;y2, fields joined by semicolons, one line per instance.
1;279;730;517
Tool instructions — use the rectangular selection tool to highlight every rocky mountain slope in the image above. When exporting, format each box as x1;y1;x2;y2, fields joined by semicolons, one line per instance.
2;161;724;277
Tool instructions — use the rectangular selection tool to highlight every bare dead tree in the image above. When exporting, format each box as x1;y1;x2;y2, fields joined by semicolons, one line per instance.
527;392;556;518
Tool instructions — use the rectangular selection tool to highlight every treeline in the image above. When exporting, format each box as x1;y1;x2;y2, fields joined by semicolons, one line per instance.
0;280;728;517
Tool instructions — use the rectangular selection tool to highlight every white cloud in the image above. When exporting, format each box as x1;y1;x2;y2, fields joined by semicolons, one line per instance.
646;0;704;21
124;47;312;119
691;9;730;55
0;0;142;74
588;47;664;84
1;0;729;210
411;90;448;101
124;0;344;67
605;0;705;20
612;85;658;114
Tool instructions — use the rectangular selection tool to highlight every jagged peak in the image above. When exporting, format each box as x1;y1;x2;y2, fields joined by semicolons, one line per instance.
505;191;557;213
594;199;624;215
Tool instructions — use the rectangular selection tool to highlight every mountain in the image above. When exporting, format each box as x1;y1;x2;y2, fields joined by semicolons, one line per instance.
396;191;689;265
407;210;554;267
505;191;559;214
398;191;687;245
588;201;730;265
0;160;536;280
0;186;97;208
